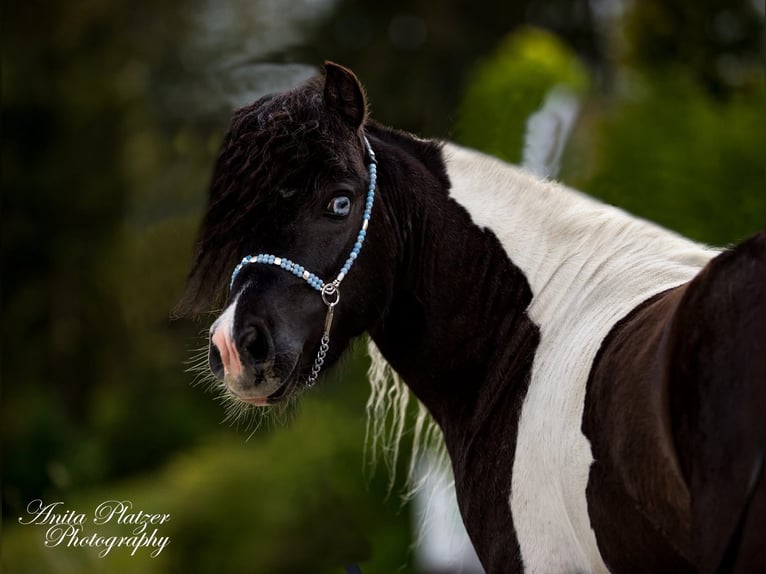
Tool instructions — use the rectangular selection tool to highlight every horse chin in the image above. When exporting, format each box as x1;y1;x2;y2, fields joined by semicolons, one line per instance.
264;376;296;404
225;356;301;407
235;381;292;407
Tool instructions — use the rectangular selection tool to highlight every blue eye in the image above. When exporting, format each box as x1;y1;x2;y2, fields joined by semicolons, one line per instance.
327;195;352;217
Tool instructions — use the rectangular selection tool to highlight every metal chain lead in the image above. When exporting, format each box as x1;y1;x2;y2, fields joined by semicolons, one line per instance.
306;284;339;387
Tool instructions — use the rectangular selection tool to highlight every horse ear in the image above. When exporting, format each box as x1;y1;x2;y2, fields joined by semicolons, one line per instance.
323;61;367;129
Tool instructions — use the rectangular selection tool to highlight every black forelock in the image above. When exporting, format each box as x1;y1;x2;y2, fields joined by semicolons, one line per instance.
176;76;362;317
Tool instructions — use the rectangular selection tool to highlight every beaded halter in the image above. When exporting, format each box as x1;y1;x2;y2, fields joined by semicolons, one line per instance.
228;136;377;387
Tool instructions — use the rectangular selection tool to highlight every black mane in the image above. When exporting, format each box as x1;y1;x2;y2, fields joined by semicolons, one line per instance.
364;120;450;192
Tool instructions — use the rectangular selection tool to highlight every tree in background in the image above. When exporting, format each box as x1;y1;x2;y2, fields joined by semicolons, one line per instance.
2;0;230;521
624;0;763;98
567;0;765;244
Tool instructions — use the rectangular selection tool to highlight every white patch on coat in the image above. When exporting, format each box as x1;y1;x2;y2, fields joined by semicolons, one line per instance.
443;142;717;573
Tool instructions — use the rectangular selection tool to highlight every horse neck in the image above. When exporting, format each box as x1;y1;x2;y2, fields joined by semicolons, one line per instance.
368;135;716;448
367;134;539;444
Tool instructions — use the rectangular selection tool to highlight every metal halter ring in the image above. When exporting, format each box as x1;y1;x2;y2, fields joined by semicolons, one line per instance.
321;282;340;307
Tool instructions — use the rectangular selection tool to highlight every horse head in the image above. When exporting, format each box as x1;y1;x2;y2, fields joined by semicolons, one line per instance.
179;63;397;406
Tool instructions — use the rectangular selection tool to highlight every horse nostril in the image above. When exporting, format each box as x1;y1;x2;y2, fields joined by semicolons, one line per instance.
238;321;274;368
208;343;224;379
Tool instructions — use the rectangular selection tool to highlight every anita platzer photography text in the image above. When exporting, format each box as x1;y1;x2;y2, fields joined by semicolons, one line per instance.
3;0;763;573
17;500;171;558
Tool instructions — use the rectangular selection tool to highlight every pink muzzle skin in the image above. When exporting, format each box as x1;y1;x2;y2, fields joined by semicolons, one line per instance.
211;326;243;378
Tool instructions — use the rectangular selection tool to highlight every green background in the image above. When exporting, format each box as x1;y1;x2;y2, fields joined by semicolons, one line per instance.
3;0;764;572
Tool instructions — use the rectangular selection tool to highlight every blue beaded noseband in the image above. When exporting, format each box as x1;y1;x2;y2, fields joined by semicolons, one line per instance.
228;136;377;388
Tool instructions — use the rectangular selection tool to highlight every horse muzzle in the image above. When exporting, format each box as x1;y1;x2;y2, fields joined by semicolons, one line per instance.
208;307;298;406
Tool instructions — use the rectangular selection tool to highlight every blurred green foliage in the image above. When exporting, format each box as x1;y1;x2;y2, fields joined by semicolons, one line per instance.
623;0;763;97
457;21;763;246
4;394;416;574
457;27;589;164
2;0;224;521
565;71;765;245
296;0;603;136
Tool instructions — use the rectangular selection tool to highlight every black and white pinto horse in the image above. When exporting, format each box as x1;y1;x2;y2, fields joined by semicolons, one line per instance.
179;63;766;573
